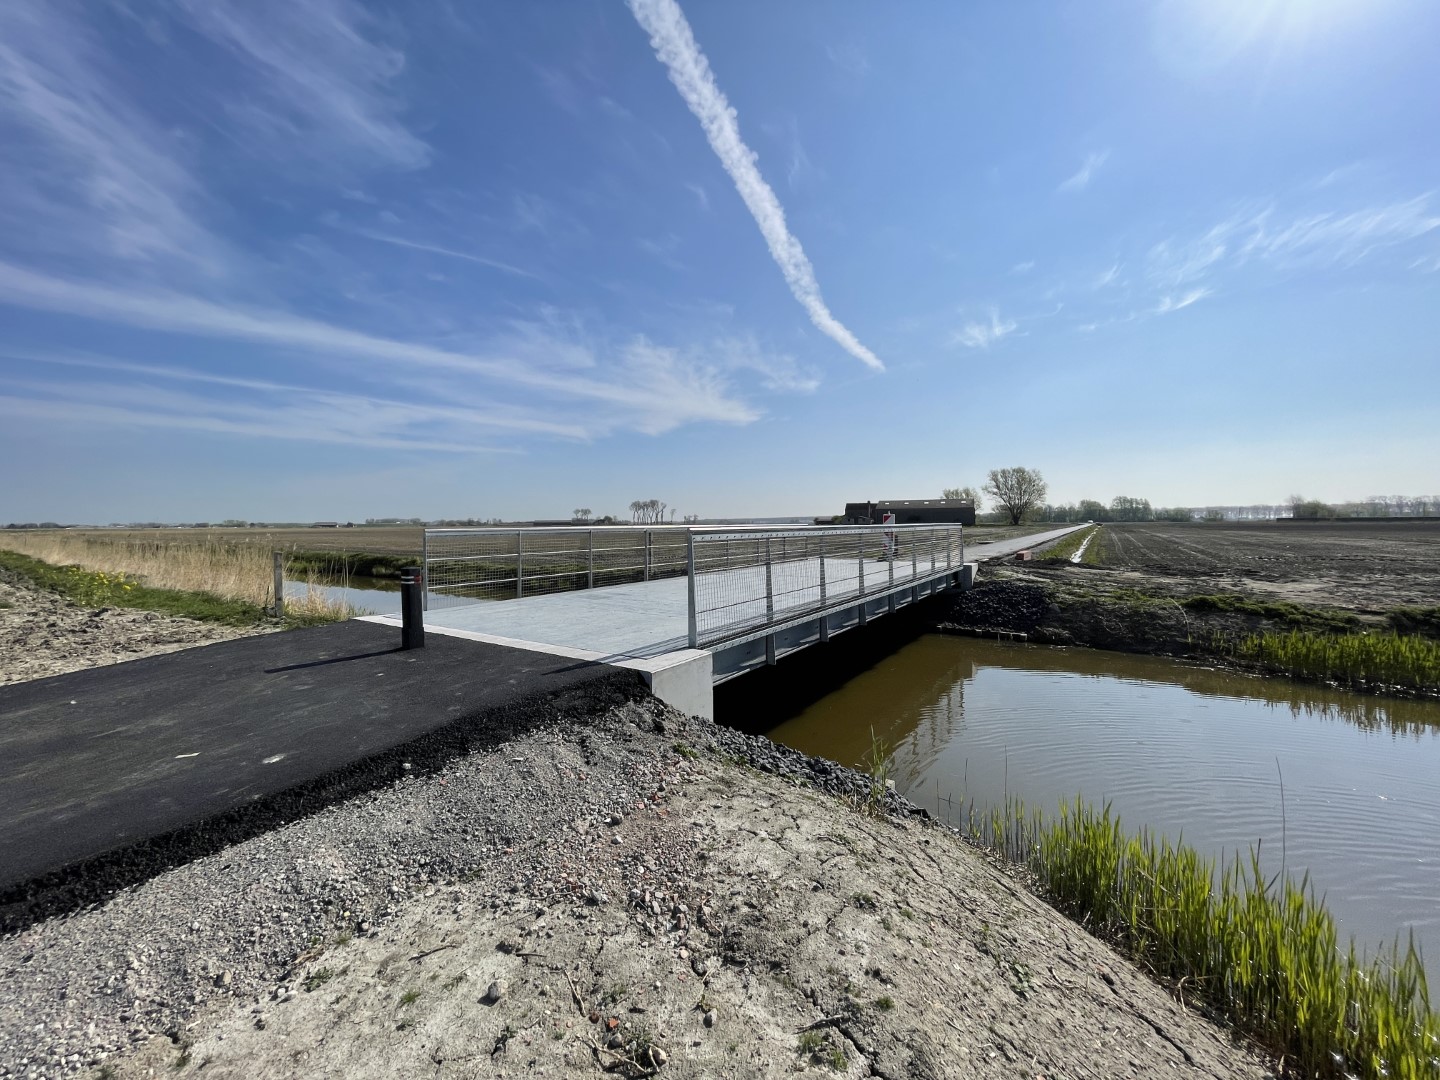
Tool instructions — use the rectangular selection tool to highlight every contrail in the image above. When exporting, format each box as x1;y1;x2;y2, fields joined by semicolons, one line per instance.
628;0;883;372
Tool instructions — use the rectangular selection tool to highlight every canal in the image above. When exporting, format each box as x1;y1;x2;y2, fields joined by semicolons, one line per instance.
754;634;1440;963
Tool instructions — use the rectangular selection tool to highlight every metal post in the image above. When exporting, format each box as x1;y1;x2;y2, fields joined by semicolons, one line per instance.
857;532;866;609
644;529;651;582
764;537;774;625
420;530;429;610
587;530;595;590
818;534;827;607
911;541;918;584
400;567;425;649
272;550;285;619
516;530;524;599
686;531;698;648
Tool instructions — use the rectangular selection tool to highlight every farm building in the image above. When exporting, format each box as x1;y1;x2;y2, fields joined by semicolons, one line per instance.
842;498;976;527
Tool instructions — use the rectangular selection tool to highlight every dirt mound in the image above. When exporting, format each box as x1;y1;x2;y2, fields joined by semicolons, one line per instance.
0;575;268;686
945;581;1052;632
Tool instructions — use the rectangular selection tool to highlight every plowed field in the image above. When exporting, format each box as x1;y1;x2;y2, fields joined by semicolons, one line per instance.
1094;521;1440;610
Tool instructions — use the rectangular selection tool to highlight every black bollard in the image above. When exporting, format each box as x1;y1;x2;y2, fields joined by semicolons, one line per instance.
400;566;425;650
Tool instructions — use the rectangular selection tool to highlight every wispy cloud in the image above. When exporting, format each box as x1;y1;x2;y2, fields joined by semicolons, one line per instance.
1010;261;1036;275
824;42;869;77
0;261;760;434
329;220;543;280
174;0;430;172
1155;286;1212;314
636;232;687;271
1094;262;1122;289
0;1;221;271
1238;196;1440;268
952;308;1017;349
1058;150;1109;193
627;0;884;372
685;182;710;212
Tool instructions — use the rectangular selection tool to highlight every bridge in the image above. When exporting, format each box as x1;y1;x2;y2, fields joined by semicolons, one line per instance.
361;522;1086;718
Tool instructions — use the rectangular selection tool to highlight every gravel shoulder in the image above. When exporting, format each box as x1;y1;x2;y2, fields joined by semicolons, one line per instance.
3;694;1274;1080
0;576;271;686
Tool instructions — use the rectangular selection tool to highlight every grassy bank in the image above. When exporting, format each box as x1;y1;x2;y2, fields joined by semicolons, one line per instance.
962;797;1438;1079
1220;629;1440;695
0;532;275;606
0;549;350;626
1036;525;1101;564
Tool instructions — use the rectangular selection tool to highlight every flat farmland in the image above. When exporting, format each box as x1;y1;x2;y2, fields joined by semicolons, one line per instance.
49;526;428;556
1094;521;1440;611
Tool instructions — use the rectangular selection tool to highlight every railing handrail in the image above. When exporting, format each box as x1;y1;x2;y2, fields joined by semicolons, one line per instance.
424;522;965;536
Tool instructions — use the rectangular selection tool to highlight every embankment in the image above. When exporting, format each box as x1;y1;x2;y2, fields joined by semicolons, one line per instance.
0;692;1277;1080
939;568;1440;699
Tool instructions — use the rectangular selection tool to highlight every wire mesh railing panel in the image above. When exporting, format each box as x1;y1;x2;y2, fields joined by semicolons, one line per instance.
423;526;700;608
688;524;963;646
423;524;964;638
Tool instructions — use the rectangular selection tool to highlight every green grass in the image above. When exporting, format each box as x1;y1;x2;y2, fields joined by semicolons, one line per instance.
283;550;413;579
1221;629;1440;694
302;967;337;992
0;550;264;625
1181;593;1361;633
1037;525;1101;564
967;797;1437;1079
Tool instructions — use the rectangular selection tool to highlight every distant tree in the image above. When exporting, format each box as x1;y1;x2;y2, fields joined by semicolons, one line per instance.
1109;496;1154;522
941;485;983;512
628;499;668;524
984;467;1048;525
572;508;593;524
1289;495;1333;520
1077;499;1107;522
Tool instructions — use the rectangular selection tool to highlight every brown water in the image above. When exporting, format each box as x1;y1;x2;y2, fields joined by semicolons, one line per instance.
765;635;1440;960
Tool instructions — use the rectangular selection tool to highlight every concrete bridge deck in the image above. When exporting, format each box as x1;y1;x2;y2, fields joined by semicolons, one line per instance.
361;523;1087;714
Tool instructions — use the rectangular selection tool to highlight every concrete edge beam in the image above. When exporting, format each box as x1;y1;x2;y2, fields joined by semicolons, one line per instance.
359;616;715;720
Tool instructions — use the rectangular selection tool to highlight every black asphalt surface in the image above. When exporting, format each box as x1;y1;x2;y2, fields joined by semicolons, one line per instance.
0;620;632;916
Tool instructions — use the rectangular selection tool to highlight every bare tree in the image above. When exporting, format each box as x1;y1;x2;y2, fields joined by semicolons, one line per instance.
941;485;983;512
572;508;592;524
629;499;668;524
984;467;1047;525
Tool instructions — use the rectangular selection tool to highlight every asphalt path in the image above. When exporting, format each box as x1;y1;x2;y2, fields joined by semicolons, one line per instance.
0;620;626;905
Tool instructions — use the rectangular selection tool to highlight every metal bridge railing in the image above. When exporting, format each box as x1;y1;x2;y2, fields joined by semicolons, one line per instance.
684;523;963;648
421;523;965;647
421;525;694;608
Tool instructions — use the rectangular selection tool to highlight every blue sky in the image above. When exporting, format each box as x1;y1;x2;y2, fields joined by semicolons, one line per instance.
1;0;1436;523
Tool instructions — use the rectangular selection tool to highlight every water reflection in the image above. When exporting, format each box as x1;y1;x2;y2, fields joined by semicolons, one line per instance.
763;635;1440;959
283;576;400;615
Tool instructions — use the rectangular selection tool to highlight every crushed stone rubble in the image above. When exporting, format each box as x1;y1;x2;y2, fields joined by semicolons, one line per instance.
0;576;269;687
